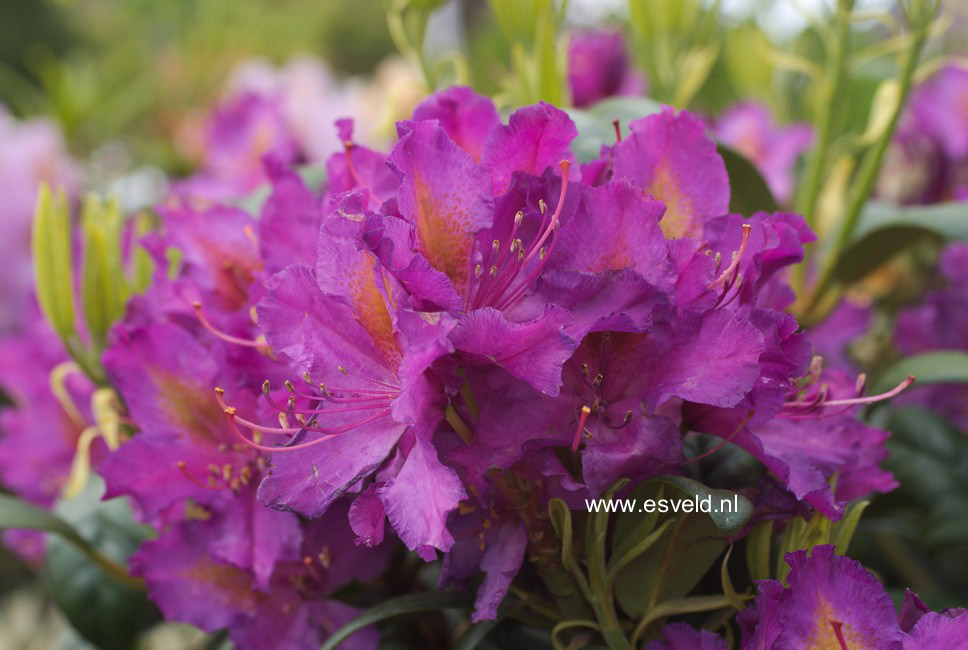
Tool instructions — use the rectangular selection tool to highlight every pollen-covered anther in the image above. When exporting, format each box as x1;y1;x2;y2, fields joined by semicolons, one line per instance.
262;380;271;395
302;371;314;385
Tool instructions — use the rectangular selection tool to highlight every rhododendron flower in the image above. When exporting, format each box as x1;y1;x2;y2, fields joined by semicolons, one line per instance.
714;102;812;204
893;241;968;430
879;66;968;204
176;92;300;200
0;107;77;333
739;545;968;649
98;179;391;650
0;311;96;559
644;622;727;650
567;29;645;108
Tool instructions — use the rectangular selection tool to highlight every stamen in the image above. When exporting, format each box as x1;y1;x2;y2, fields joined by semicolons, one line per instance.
708;224;752;289
194;302;267;349
177;460;222;490
303;556;321;581
780;375;914;415
809;375;914;408
571;405;592;452
683;410;755;465
612;118;622;143
217;388;391;452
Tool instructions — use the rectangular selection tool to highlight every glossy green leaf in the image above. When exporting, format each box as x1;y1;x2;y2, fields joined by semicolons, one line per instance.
0;493;133;587
613;477;752;619
44;478;157;650
833;201;968;282
320;592;472;650
567;97;661;163
718;145;778;216
871;350;968;395
649;476;753;534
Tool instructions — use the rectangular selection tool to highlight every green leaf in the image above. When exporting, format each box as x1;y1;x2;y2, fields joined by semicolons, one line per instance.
718;145;778;216
871;350;968;395
453;598;525;650
31;184;77;342
833;201;968;282
746;519;773;582
832;500;869;555
0;493;134;587
649;476;753;534
320;592;472;650
606;519;673;588
613;477;752;619
44;478;158;650
567;96;661;163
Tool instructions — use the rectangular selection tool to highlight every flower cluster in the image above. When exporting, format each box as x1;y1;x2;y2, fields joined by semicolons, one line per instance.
878;65;968;205
0;84;919;649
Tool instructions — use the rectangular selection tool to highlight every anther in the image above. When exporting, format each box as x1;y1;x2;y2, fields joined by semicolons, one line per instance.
285;380;295;392
539;199;547;214
612;118;622;143
514;211;524;226
302;372;314;385
262;380;271;395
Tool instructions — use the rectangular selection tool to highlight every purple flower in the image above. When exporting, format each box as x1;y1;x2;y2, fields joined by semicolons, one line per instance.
175;92;300;200
893;242;968;430
251;212;464;559
0;108;77;333
567;30;645;108
644;622;727;650
0;311;96;560
612;107;731;239
714;102;812;204
739;545;968;649
99;185;393;649
880;66;968;204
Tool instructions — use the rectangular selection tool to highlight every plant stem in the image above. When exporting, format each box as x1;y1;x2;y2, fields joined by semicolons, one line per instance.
802;3;936;319
790;0;854;299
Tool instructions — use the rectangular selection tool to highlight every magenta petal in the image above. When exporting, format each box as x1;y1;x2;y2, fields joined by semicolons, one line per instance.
349;484;387;547
613;107;729;239
256;416;405;520
636;309;765;409
644;622;727;650
377;436;465;554
388;119;493;298
470;519;528;622
211;494;303;592
132;521;258;633
774;546;903;648
551;179;674;290
451;306;579;396
903;611;968;649
581;415;681;496
412;86;500;162
481;103;578;194
259;159;323;273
